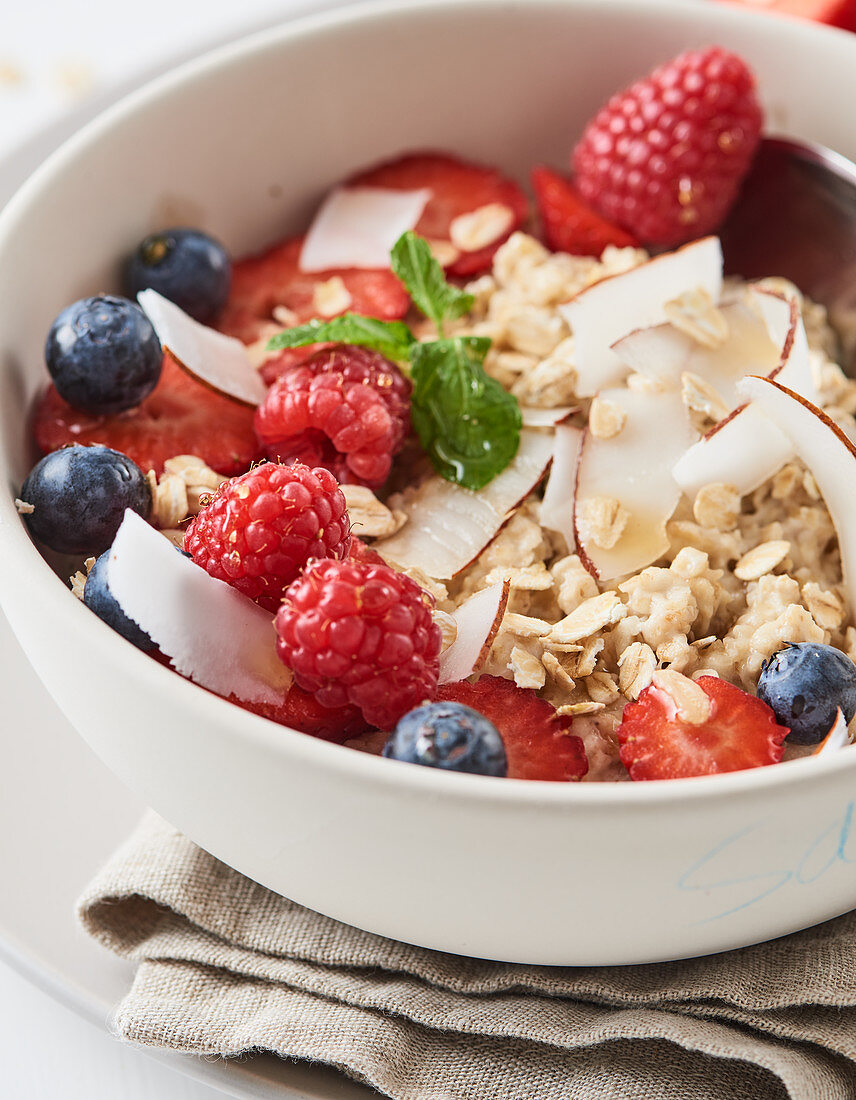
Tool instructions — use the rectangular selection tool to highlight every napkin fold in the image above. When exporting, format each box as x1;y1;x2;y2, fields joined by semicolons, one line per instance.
78;812;856;1100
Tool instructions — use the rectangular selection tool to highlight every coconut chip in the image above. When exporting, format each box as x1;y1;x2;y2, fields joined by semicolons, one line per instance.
341;484;406;539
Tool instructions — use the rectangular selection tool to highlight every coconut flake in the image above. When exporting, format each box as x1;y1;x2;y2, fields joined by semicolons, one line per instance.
299;186;431;272
738;374;856;612
670;291;814;498
438;581;510;684
520;405;577;427
558;236;722;397
614;295;781;408
138;289;266;406
539;423;583;551
375;429;554;580
574;387;696;581
813;708;851;756
750;288;817;401
673;404;795;498
106;510;291;705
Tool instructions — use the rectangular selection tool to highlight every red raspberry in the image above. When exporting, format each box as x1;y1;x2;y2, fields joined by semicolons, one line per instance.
572;47;763;247
184;462;351;612
254;345;411;489
275;558;441;729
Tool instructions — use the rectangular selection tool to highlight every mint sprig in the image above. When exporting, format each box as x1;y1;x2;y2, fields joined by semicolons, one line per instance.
265;232;519;490
410;337;521;490
266;313;414;362
390;231;473;335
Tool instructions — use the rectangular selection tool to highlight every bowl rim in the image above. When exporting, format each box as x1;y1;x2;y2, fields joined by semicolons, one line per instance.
2;0;856;810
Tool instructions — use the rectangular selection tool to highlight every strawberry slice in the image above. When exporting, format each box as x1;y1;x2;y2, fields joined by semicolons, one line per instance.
218;235;410;344
618;676;789;781
531;166;639;256
349;151;529;278
234;684;368;744
438;676;588;781
33;353;262;477
713;0;856;32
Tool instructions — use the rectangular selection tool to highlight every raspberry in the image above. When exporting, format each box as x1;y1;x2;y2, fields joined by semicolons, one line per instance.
572;47;763;247
254;345;411;489
184;462;351;612
275;558;441;729
34;353;261;477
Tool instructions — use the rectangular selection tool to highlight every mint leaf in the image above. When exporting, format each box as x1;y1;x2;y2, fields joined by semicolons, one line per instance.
391;231;474;335
266;313;415;362
410;337;521;490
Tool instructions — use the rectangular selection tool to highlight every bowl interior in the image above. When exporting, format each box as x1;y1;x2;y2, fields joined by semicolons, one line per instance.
2;0;856;795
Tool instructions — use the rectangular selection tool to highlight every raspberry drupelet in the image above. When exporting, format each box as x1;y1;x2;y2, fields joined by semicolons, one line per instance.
275;557;442;730
573;46;763;246
184;461;351;612
254;344;412;490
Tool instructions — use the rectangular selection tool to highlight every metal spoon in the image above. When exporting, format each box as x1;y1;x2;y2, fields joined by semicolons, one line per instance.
718;136;856;372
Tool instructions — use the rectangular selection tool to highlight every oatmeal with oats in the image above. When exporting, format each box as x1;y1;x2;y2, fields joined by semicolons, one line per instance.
372;232;856;780
21;46;856;783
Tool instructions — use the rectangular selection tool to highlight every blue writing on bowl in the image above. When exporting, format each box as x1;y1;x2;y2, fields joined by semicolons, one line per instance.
678;801;856;922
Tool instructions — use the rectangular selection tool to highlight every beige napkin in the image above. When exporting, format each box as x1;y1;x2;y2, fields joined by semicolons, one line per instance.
78;812;856;1100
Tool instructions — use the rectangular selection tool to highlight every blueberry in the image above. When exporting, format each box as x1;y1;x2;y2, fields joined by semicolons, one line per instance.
83;549;155;650
45;295;162;415
125;227;231;325
383;701;507;776
757;642;856;744
19;445;152;555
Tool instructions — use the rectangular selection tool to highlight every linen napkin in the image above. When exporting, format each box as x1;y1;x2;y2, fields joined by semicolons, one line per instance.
78;812;856;1100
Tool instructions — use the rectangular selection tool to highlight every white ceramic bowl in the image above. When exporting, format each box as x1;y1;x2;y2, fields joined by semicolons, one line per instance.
3;0;856;966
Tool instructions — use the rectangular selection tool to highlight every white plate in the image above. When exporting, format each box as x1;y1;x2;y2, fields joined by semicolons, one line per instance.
0;604;375;1099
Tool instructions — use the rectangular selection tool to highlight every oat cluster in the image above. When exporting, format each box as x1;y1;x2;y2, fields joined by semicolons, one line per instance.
402;233;856;779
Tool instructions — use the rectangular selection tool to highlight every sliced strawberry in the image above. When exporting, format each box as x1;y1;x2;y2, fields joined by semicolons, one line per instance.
438;676;588;781
33;353;262;477
349;151;529;278
218;235;410;344
618;676;789;781
714;0;856;31
531;166;639;257
234;684;368;744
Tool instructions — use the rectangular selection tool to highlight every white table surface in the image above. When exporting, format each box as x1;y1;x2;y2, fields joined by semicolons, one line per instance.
0;4;344;1097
